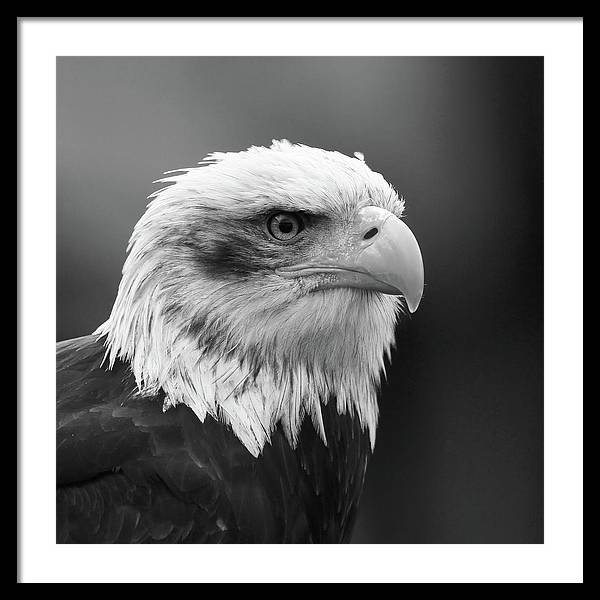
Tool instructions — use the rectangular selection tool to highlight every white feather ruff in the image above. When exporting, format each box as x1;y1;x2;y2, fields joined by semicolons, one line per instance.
95;141;404;456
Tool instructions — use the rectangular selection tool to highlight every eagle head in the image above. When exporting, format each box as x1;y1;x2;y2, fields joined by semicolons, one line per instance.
97;141;424;456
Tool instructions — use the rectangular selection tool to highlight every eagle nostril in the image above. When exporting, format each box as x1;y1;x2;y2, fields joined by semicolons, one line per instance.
363;227;378;240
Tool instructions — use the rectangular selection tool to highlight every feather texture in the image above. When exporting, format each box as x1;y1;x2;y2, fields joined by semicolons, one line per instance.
58;141;408;542
94;141;403;455
57;335;370;543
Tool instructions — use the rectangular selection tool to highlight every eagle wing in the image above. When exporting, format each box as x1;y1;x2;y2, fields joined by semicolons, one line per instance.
56;335;236;543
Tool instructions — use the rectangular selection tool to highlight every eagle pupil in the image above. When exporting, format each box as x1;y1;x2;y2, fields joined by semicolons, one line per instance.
279;221;293;234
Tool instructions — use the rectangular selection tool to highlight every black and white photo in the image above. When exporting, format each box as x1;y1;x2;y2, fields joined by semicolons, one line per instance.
18;18;583;583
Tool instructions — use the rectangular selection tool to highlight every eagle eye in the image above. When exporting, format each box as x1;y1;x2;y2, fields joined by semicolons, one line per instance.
267;212;304;241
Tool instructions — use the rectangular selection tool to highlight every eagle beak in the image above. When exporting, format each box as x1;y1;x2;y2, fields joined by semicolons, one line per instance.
276;206;424;313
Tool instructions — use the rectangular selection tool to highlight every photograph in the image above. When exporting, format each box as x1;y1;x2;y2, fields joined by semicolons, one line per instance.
18;18;583;583
56;56;543;544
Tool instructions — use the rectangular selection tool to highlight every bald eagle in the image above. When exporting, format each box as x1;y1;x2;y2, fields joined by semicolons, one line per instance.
56;141;424;543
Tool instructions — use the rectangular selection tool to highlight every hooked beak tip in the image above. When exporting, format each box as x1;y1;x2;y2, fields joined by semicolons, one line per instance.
405;292;422;313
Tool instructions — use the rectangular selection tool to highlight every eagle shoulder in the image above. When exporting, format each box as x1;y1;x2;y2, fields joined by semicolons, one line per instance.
56;335;372;543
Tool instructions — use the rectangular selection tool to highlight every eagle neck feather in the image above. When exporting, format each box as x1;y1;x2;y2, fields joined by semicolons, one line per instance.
95;275;399;457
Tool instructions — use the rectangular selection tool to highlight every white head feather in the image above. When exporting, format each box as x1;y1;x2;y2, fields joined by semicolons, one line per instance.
96;141;405;456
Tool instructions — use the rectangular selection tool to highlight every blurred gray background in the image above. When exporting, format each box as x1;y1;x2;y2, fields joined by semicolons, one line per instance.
57;57;543;543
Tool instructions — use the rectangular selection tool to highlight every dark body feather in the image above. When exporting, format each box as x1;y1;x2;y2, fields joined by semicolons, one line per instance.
57;335;371;543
